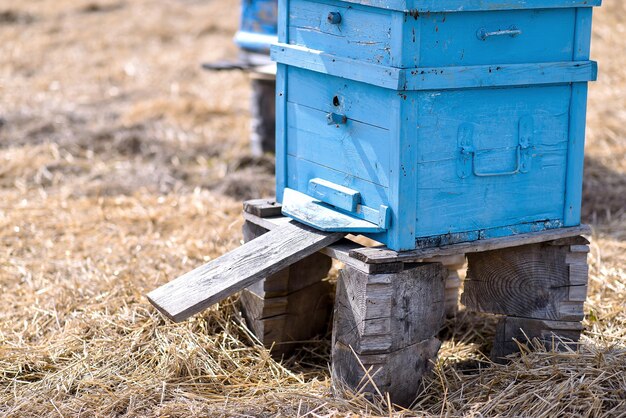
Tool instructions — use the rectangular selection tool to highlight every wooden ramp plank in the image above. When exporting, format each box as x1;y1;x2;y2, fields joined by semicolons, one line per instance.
147;222;345;323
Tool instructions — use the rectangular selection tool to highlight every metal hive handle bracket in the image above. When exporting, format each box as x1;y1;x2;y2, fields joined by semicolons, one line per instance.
457;116;534;179
469;145;523;177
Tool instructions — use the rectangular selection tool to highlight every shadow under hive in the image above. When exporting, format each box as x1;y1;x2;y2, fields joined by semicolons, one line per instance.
273;0;600;251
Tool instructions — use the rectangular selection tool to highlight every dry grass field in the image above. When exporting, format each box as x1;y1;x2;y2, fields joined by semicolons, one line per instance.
0;0;624;416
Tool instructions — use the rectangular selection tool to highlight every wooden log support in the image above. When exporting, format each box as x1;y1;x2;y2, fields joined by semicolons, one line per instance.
146;194;595;402
332;263;447;407
491;318;584;360
462;236;590;359
240;219;333;356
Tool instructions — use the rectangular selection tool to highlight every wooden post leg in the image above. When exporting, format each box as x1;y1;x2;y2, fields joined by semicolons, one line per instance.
240;221;333;356
332;263;447;407
462;236;590;360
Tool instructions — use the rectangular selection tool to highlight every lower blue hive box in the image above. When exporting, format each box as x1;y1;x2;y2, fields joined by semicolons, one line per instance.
271;0;601;251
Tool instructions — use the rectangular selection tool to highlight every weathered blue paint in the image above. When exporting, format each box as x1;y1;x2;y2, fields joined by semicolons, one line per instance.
286;0;581;68
274;0;600;250
271;45;598;90
275;64;288;202
564;7;594;226
326;0;601;12
308;178;361;212
282;188;389;232
235;0;279;52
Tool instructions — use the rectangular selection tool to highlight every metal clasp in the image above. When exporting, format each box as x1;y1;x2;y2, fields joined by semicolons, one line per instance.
326;112;347;125
327;12;342;25
477;26;522;41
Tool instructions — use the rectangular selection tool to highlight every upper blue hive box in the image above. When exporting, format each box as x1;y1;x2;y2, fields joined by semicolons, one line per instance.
271;0;601;251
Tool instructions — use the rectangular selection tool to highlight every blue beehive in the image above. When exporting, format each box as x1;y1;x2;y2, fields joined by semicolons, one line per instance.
235;0;279;53
271;0;600;251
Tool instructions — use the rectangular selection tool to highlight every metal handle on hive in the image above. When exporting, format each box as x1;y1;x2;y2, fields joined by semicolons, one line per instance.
457;116;533;179
327;112;347;125
327;12;342;25
477;26;522;41
466;146;523;177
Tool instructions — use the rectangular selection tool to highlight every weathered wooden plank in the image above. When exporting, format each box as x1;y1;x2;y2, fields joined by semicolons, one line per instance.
332;262;446;402
323;240;404;274
242;251;332;298
242;211;404;274
241;313;288;345
242;211;293;230
569;264;590;286
350;225;591;264
548;236;590;246
240;292;289;320
147;222;344;322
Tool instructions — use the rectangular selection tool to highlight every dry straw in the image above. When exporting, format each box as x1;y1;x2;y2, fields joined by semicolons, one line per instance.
0;0;624;416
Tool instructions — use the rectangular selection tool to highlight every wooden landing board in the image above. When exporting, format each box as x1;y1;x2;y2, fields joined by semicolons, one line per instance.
242;212;402;274
350;225;592;265
147;222;345;322
243;210;590;269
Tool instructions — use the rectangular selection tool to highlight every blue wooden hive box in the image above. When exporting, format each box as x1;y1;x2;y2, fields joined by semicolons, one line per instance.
270;0;601;251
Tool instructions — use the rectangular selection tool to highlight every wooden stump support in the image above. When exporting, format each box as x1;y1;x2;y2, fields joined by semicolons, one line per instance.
462;236;590;360
240;217;333;356
148;198;591;404
332;263;446;406
237;200;591;402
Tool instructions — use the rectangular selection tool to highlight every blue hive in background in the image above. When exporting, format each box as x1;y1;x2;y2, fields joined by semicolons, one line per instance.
235;0;279;53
